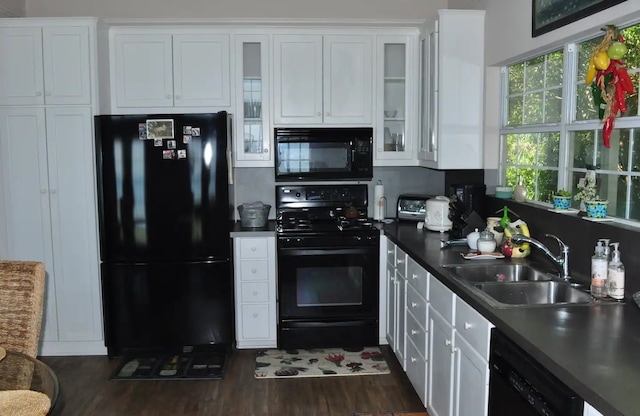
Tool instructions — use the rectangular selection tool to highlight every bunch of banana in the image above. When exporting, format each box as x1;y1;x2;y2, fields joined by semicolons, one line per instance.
501;219;531;258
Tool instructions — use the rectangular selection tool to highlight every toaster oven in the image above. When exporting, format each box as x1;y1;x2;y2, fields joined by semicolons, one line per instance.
396;194;432;221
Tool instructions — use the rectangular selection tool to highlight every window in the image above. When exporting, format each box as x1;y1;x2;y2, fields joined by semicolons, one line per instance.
502;51;563;202
501;23;640;222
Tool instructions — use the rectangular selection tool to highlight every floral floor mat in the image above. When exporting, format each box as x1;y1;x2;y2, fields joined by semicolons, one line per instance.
254;347;391;379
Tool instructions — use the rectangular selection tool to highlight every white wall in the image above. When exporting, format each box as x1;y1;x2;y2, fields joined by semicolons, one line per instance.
0;0;25;16
26;0;447;19
485;0;640;65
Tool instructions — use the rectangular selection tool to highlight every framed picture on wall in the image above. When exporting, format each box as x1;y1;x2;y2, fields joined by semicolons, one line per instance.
532;0;627;37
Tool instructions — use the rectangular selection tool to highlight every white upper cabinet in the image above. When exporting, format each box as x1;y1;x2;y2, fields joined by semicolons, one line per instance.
111;31;231;111
173;34;231;107
419;10;485;169
0;26;91;106
234;34;272;167
273;34;373;125
374;35;418;164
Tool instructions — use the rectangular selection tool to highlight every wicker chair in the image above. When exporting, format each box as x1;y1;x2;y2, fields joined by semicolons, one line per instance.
0;261;45;358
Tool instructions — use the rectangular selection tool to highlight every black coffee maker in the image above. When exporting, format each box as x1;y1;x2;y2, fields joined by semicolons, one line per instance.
448;183;486;238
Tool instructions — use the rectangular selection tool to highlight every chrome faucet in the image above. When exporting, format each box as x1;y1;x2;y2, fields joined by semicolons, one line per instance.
511;233;570;280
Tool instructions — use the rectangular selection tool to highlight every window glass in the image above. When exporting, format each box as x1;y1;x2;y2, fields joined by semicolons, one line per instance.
506;51;563;126
504;133;560;202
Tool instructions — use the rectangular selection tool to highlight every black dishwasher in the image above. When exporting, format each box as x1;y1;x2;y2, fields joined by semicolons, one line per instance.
488;329;584;416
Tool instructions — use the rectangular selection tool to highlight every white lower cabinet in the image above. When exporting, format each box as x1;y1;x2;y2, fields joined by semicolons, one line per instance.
233;236;277;348
0;106;103;353
454;332;490;416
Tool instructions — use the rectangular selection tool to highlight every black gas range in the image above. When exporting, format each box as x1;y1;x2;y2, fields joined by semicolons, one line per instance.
275;184;380;350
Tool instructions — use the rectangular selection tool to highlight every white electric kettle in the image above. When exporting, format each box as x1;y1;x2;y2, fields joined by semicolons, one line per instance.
425;196;453;232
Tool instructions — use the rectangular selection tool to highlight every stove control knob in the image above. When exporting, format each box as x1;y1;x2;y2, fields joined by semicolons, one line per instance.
295;192;301;198
355;236;362;241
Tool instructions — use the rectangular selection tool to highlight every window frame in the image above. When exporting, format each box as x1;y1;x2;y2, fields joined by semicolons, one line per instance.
499;27;640;225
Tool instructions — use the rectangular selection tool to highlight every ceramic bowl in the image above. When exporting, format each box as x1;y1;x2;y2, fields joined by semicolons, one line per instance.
384;110;397;118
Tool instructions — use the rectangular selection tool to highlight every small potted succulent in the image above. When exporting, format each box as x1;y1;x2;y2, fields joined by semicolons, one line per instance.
552;189;572;210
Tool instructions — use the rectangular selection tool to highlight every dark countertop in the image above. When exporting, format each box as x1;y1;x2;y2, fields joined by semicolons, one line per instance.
383;221;640;416
230;220;276;237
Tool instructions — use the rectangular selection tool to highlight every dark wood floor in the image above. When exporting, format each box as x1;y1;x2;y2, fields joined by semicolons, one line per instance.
40;346;425;416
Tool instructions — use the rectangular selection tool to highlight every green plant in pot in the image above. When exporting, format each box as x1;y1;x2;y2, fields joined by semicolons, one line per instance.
552;189;572;210
573;171;608;218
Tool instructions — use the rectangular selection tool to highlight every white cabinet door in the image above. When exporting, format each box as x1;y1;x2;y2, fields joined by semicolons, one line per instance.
385;262;397;347
323;35;372;124
44;107;102;342
234;34;272;167
113;34;174;108
0;27;44;106
374;35;418;164
419;10;485;169
0;107;57;342
0;26;91;106
395;272;406;367
0;107;102;344
428;308;455;416
273;34;323;124
42;26;91;105
173;34;230;107
454;333;489;416
273;34;373;125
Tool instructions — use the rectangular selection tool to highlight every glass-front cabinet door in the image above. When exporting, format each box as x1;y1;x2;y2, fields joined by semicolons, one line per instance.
234;34;272;167
375;35;416;164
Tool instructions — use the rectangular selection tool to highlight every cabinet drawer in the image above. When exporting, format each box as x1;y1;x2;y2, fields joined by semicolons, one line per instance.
406;311;427;356
455;297;492;359
238;238;268;258
429;275;455;325
405;337;428;406
406;257;429;299
406;283;428;326
239;259;269;281
240;304;271;339
240;281;269;303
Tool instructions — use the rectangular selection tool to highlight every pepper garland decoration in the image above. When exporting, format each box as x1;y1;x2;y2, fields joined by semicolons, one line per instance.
586;25;635;148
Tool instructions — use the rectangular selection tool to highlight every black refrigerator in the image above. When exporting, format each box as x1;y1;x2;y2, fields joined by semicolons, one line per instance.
94;112;233;357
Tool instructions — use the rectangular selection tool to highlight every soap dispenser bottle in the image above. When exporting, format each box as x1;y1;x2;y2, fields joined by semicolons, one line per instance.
607;242;625;300
590;241;608;298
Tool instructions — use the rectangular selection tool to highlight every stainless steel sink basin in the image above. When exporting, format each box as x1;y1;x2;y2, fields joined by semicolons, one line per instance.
444;264;555;283
473;281;594;307
443;263;620;308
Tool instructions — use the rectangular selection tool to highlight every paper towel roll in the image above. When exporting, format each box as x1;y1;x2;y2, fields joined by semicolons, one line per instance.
374;182;385;221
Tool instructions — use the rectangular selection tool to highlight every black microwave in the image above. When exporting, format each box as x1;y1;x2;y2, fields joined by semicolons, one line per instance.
274;127;373;181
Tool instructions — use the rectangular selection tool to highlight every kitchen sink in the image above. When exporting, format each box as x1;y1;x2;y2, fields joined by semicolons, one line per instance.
444;263;555;283
473;281;594;307
443;263;620;308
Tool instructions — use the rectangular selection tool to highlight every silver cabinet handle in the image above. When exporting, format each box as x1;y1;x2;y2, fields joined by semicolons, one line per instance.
464;322;472;330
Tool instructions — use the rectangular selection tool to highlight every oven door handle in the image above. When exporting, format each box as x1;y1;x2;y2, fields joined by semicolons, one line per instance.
279;248;373;256
284;320;374;328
